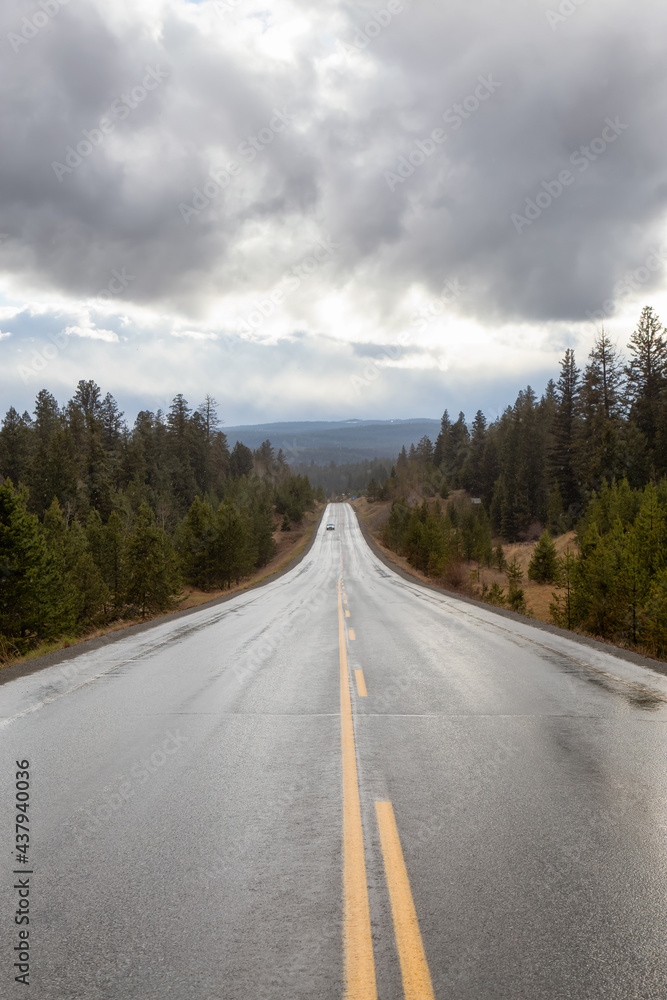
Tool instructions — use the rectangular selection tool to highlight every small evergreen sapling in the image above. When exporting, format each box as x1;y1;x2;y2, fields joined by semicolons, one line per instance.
528;530;559;583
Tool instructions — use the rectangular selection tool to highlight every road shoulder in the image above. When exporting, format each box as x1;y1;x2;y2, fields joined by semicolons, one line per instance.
0;508;325;686
351;504;667;679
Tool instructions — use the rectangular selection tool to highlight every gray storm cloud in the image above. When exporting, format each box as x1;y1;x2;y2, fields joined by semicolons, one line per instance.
0;0;666;327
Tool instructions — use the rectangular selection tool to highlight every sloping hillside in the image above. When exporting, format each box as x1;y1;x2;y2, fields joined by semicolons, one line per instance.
223;418;440;463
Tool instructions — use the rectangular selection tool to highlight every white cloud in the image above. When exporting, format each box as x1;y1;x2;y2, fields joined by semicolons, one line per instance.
171;329;219;340
0;0;666;422
64;325;119;342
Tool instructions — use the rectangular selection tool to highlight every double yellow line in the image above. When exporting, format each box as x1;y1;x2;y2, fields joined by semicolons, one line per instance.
338;577;435;1000
338;577;376;996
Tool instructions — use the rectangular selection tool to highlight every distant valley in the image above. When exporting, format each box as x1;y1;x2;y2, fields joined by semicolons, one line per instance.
223;418;440;466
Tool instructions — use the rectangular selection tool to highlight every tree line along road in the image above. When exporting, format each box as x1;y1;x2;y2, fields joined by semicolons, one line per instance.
1;502;666;999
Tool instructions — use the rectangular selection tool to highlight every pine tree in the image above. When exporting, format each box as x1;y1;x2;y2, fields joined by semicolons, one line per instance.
101;511;126;608
210;429;231;489
484;582;506;606
624;307;667;472
188;410;210;497
528;531;559;583
493;542;506;571
176;496;217;589
166;395;197;513
415;436;434;464
550;548;576;630
432;411;451;469
479;430;500;508
247;482;276;567
197;395;220;444
68;382;113;517
546;483;565;536
28;391;78;516
642;567;667;658
366;477;380;502
572;522;624;639
614;520;650;647
0;482;56;649
551;349;581;514
42;498;80;632
491;411;518;542
463;410;487;494
85;509;106;590
444;412;469;487
125;503;180;616
99;392;125;453
580;331;625;488
229;441;254;479
505;556;528;613
253;439;275;476
69;551;109;624
0;408;33;486
634;482;667;579
216;500;253;587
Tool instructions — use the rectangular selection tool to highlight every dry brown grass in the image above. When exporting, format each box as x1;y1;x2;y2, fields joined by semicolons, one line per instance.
478;531;578;620
352;496;578;624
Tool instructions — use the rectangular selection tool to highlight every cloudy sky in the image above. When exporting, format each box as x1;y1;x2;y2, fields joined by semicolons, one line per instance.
1;0;666;425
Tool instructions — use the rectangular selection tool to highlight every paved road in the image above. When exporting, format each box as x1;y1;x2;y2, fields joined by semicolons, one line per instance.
2;502;667;999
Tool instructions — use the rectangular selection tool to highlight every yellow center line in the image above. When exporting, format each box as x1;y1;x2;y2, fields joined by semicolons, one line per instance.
355;669;368;697
346;609;351;618
375;802;435;1000
349;628;356;640
339;578;377;999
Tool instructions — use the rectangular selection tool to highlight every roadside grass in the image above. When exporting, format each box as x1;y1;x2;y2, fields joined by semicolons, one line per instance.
352;497;667;664
352;496;577;624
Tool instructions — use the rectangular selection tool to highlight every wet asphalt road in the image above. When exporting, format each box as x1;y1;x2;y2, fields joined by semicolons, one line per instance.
2;502;667;999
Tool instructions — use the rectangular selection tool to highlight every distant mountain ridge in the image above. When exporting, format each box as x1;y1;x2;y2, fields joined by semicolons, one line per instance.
224;418;440;465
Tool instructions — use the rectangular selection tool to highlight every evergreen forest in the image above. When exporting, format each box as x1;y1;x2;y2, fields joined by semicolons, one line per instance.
0;386;321;657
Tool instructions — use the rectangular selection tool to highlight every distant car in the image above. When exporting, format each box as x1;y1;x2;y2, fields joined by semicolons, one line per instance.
326;523;335;530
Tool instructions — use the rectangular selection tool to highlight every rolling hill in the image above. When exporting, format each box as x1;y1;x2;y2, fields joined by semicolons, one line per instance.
224;418;440;465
